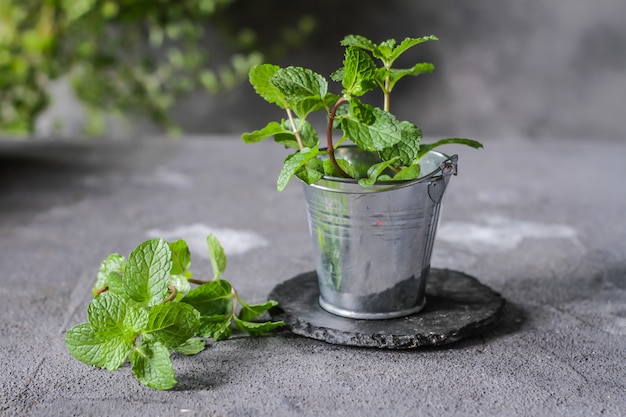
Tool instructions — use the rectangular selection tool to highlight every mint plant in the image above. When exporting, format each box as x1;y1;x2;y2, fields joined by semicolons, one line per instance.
65;235;283;390
242;34;483;191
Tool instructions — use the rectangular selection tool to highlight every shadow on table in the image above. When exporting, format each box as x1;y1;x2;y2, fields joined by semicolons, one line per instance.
0;140;177;226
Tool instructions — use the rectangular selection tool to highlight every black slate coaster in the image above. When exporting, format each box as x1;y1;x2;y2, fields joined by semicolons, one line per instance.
269;269;505;349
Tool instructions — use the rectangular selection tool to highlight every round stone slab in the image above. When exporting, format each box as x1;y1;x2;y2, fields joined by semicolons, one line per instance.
269;269;505;349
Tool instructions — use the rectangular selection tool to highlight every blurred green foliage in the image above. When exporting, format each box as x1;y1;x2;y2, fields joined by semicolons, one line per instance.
0;0;316;136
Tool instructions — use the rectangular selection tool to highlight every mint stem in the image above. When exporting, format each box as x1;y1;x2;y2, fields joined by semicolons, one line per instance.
327;95;349;178
286;108;304;150
163;285;177;303
188;278;210;285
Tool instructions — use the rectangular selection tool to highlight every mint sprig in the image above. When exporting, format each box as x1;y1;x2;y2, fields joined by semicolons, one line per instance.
65;235;284;390
243;34;483;189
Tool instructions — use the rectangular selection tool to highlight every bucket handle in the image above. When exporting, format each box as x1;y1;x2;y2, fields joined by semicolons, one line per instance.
427;155;458;204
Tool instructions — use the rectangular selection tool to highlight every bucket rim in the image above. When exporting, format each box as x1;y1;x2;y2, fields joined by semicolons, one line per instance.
305;146;457;194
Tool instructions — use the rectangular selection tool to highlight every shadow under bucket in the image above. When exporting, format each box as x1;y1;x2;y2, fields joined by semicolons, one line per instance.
302;146;458;320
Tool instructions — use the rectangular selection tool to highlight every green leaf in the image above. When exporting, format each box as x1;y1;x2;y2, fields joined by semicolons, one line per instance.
379;121;422;166
277;146;319;192
198;315;232;341
295;157;324;185
123;238;172;307
389;36;438;63
238;300;279;322
182;280;233;316
323;158;357;178
145;302;200;348
349;99;375;125
130;340;176;390
172;337;206;356
168;240;191;275
65;323;107;367
358;157;400;187
106;271;125;297
92;253;124;296
169;274;191;301
99;336;136;370
274;119;319;149
248;64;288;109
340;35;377;54
342;47;377;96
341;104;402;151
388;63;435;90
233;317;285;336
393;164;421;181
271;66;327;99
375;39;396;60
270;66;327;112
417;138;484;159
88;292;148;338
242;121;287;144
65;323;135;371
206;234;227;280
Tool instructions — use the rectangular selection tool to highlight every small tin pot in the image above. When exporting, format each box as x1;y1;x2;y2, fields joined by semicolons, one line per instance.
302;146;457;319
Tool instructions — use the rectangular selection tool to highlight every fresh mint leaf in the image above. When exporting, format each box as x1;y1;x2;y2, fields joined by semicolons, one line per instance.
145;302;200;348
238;300;279;322
123;238;172;307
387;63;435;90
88;292;147;337
379;121;422;166
295;157;324;185
248;64;288;109
65;323;135;370
242;121;288;144
323;158;357;178
206;234;226;280
182;280;233;316
198;315;232;341
106;271;125;297
277;146;319;191
389;36;438;63
172;337;206;356
92;253;124;296
169;274;191;301
233;317;285;336
393;164;421;181
168;240;191;275
375;39;396;61
358;157;400;187
99;336;136;370
341;104;402;151
340;34;377;54
417;138;484;159
65;323;107;368
330;67;344;82
274;119;319;149
349;99;375;125
130;339;176;390
270;66;327;106
342;47;377;97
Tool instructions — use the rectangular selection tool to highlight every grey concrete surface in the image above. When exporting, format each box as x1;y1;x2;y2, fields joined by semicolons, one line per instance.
0;136;625;416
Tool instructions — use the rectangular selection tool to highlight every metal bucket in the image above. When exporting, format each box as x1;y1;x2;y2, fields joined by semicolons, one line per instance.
302;146;458;319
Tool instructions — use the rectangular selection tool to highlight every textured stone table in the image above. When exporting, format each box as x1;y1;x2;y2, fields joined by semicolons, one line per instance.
1;136;624;417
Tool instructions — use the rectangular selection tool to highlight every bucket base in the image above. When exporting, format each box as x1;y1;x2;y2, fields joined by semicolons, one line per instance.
318;295;426;320
268;269;506;349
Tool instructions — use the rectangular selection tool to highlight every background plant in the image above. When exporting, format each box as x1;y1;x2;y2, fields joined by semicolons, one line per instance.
0;0;316;136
